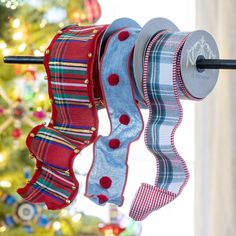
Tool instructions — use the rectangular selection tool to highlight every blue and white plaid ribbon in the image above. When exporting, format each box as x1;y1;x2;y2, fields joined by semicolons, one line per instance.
130;31;198;221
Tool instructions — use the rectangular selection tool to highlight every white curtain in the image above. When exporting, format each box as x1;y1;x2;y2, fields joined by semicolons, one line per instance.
195;0;236;236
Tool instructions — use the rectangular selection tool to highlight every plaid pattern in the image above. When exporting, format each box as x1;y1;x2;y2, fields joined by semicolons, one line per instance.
17;25;107;210
18;162;76;209
130;32;192;221
85;28;143;206
30;126;77;169
49;25;106;146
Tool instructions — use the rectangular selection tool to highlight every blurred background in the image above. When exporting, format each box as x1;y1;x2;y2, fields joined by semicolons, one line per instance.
0;0;235;236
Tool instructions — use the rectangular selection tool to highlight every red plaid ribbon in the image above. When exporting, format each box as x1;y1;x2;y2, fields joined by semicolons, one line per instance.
17;24;107;210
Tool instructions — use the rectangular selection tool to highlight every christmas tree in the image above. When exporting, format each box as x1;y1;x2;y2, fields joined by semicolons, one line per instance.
0;1;103;235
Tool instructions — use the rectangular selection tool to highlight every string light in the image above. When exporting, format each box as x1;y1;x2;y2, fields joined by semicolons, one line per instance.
58;22;64;28
34;50;43;56
0;180;12;188
2;0;19;10
2;48;10;56
6;1;11;8
13;18;20;28
72;12;80;21
39;45;46;52
38;94;45;102
0;226;6;232
40;19;47;28
18;43;26;52
80;13;86;21
60;209;68;217
72;213;82;223
0;42;7;50
0;153;4;163
53;221;61;231
13;31;23;40
36;107;42;111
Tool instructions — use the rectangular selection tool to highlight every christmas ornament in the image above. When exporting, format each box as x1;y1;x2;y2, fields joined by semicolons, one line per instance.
0;72;49;148
84;0;101;23
0;191;51;234
99;205;125;236
0;88;35;136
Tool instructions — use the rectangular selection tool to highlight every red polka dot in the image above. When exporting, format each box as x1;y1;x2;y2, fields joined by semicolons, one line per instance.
100;176;112;189
118;31;130;41
119;114;130;125
108;74;119;86
97;194;108;204
109;139;120;149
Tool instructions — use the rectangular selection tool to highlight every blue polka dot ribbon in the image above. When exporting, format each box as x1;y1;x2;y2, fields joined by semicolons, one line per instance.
85;27;143;206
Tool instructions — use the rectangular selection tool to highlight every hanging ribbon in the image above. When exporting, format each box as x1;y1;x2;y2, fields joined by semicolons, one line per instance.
17;24;107;210
85;27;143;206
129;31;202;221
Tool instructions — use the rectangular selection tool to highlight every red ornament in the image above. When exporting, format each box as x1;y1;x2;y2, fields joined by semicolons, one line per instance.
12;105;25;119
99;224;126;236
108;74;120;86
12;128;22;139
97;194;108;204
33;110;46;120
84;0;101;23
109;139;120;149
16;97;22;103
14;109;22;116
100;176;112;189
118;31;130;41
119;114;130;125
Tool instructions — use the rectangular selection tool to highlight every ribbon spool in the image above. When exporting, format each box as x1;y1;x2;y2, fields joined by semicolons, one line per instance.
180;30;219;98
98;17;140;65
133;18;219;101
133;18;179;101
129;27;219;221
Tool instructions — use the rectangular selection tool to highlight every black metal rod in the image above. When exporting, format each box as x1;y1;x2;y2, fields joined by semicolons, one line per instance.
3;56;44;64
3;56;236;70
196;58;236;70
